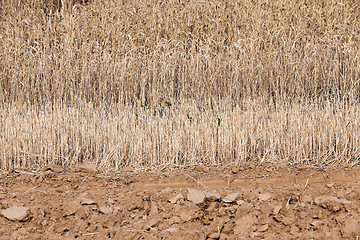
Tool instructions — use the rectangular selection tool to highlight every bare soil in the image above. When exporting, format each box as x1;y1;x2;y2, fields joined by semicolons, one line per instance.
0;163;359;239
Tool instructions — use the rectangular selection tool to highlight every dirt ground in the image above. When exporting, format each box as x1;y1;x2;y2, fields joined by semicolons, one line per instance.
0;162;359;239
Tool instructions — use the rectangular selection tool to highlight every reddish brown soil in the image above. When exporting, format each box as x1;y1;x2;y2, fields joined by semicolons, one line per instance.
0;162;360;239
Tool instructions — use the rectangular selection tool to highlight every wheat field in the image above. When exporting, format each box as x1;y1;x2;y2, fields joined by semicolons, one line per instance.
0;0;360;170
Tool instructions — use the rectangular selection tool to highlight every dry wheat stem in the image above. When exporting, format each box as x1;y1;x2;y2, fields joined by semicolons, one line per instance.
0;0;360;169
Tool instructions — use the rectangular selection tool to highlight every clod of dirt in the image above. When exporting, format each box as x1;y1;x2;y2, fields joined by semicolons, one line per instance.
315;196;352;213
222;221;235;234
180;211;193;222
302;194;312;203
290;225;299;235
281;217;294;226
160;187;173;194
258;224;269;232
205;192;221;199
150;202;159;215
343;219;360;235
236;200;245;205
1;207;29;221
164;227;178;233
311;220;323;229
187;188;205;204
78;162;98;174
146;218;161;228
80;198;96;205
314;196;351;205
207;202;220;212
99;206;112;214
168;193;184;204
234;214;257;235
63;201;81;216
207;232;220;239
223;193;239;203
169;216;181;224
273;205;282;215
259;193;271;201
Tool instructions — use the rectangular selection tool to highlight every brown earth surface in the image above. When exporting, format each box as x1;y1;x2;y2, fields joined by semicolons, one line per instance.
0;162;360;239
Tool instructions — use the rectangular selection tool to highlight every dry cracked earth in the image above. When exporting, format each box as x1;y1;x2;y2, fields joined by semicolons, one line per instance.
0;162;360;239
